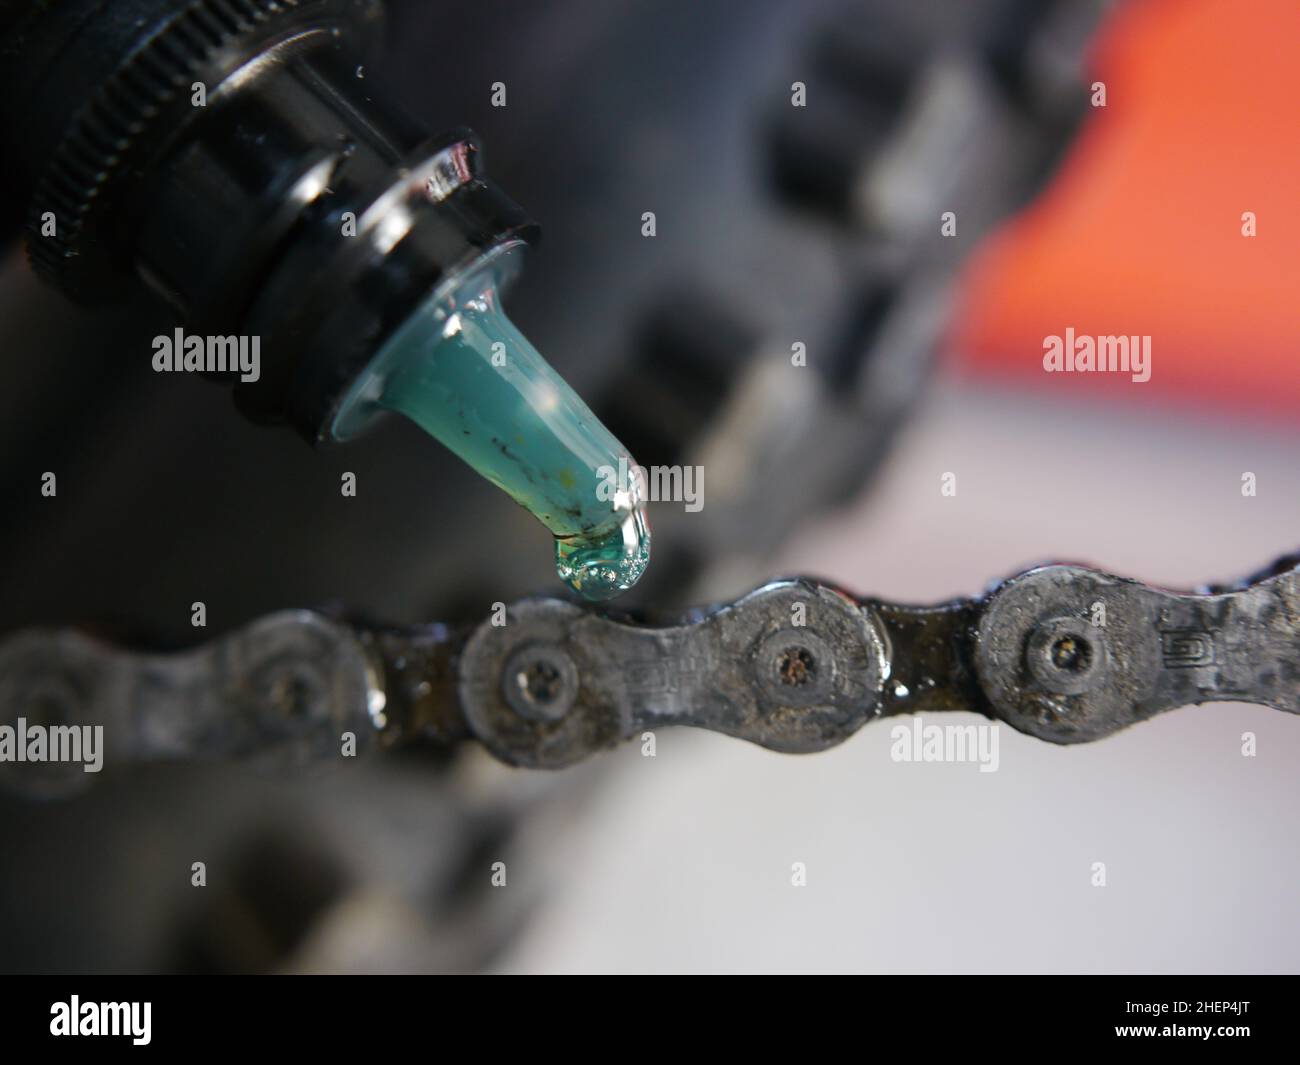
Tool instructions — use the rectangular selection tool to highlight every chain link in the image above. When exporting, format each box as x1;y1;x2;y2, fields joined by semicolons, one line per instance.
0;551;1296;787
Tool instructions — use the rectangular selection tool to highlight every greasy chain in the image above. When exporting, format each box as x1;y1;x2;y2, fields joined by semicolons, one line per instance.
0;550;1296;788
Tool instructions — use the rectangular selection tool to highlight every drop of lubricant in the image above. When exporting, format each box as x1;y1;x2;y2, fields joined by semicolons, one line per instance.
554;504;652;601
331;243;651;601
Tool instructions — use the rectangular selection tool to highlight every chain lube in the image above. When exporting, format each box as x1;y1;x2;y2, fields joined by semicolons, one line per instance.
332;244;651;601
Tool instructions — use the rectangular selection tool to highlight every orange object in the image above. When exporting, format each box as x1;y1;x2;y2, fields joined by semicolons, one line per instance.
949;0;1300;419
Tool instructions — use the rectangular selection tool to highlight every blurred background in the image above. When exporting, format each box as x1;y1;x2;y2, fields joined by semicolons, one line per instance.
0;0;1296;973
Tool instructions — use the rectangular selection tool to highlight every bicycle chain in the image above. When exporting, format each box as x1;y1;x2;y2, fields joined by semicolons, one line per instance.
1;550;1296;789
